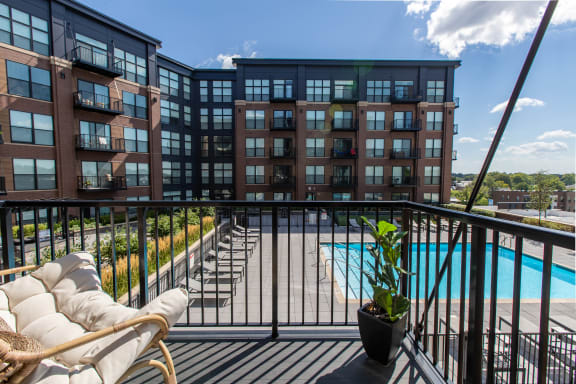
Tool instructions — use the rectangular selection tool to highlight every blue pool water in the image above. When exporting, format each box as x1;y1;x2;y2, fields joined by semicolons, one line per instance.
322;243;576;300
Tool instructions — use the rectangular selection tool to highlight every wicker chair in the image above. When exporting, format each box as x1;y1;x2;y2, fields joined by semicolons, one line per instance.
0;252;187;383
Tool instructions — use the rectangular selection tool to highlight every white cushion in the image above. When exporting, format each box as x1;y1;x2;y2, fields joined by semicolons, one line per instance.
12;292;56;331
0;275;46;308
21;360;101;384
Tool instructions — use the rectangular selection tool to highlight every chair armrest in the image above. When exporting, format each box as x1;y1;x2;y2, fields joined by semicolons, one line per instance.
0;265;39;277
0;313;169;363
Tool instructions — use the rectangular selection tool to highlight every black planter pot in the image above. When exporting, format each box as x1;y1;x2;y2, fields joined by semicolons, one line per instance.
357;303;407;365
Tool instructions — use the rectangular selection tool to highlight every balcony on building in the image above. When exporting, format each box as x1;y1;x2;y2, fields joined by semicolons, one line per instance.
331;119;356;131
452;150;458;161
390;148;420;159
390;175;418;186
270;175;295;186
454;96;460;108
331;175;356;187
271;118;295;131
68;45;123;77
270;147;295;159
77;176;127;191
390;86;422;103
0;176;6;195
453;123;459;135
330;94;359;104
331;147;358;159
74;91;123;115
76;134;125;152
392;119;421;131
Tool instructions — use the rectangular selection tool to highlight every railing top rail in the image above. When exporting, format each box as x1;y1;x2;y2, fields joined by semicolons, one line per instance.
0;200;573;248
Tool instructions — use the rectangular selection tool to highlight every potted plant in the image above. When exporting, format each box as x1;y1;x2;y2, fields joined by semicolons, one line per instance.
357;217;411;365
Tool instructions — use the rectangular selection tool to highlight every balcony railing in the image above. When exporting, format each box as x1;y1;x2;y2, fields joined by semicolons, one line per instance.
271;118;295;131
331;147;358;159
392;119;421;131
453;150;458;160
454;97;460;108
390;176;418;186
0;199;573;383
74;91;123;115
453;123;459;135
0;177;6;195
331;175;356;186
270;175;295;185
390;148;420;159
76;134;125;152
68;45;123;77
270;147;295;159
391;86;422;103
77;176;127;191
332;119;357;131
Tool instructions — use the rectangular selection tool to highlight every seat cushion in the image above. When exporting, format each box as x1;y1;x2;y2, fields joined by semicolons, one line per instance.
21;360;101;384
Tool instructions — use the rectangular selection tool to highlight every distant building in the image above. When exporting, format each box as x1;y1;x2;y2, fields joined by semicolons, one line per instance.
492;190;575;212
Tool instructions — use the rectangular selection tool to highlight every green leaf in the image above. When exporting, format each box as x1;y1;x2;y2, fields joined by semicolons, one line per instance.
378;221;397;235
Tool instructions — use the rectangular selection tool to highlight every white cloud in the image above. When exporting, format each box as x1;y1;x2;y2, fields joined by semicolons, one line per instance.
458;137;479;143
200;40;258;69
537;130;576;140
216;54;242;69
490;97;545;113
504;141;568;156
404;0;576;58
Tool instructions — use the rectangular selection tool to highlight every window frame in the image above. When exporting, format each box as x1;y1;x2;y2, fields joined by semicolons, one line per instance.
13;158;56;191
9;110;53;145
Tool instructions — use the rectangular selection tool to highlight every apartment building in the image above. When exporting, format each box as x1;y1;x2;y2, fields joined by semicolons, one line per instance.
0;0;460;205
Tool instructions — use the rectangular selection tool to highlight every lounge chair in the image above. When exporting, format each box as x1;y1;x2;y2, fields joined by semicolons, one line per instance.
224;234;258;245
235;225;260;233
192;263;244;280
0;252;187;383
232;229;259;238
368;219;377;228
180;278;236;296
218;241;253;254
207;249;248;263
349;218;362;231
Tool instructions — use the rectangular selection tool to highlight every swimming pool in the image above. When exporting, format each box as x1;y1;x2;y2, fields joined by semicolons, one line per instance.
321;243;576;300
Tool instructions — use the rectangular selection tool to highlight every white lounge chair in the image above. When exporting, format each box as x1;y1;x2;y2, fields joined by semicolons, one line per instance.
235;225;260;233
349;218;362;231
232;229;259;238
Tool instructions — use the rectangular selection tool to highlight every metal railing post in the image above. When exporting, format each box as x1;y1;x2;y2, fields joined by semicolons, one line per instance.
466;225;487;383
0;206;15;282
272;206;279;338
401;208;410;297
137;207;149;308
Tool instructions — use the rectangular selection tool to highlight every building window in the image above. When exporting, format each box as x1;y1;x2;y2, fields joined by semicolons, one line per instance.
183;77;191;100
366;80;391;102
80;121;111;150
13;158;56;190
391;192;410;201
77;80;112;109
392;166;411;184
0;5;49;55
366;111;385;130
333;111;353;130
365;192;384;201
246;165;264;184
184;134;192;156
213;81;232;102
163;191;181;201
201;163;210;184
214;136;233;156
333;165;352;184
306;80;330;102
427;81;445;103
392;139;412;158
183;106;191;126
246;138;265;157
274;192;292;201
200;136;209;157
334;80;355;99
201;189;210;199
199;81;209;102
426;112;443;131
273;80;293;99
161;131;180;155
124;127;148;153
333;138;353;155
122;92;147;119
215;163;233;184
81;161;112;188
425;139;442;158
214;189;233;200
333;193;351;201
246;192;265;201
126;163;149;187
306;111;325;130
200;108;209;130
306;138;325;157
245;79;269;101
214;108;232;130
7;61;51;101
273;110;293;129
185;190;193;200
393;111;413;130
366;139;384;158
306;166;324;184
246;110;265;129
423;193;440;203
273;138;292;157
162;161;180;185
159;68;179;96
365;166;384;185
424;166;441;185
10;110;53;145
394;80;414;99
114;48;147;85
185;163;193;184
306;192;316;201
160;100;179;124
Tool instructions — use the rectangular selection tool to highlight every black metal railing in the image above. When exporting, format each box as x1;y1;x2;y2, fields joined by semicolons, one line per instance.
77;176;127;191
271;118;295;130
331;176;356;186
270;147;295;159
68;45;123;77
390;176;418;186
331;147;358;159
74;91;123;115
452;150;458;161
453;124;459;135
1;200;574;384
76;134;125;152
392;119;421;131
391;86;422;103
331;119;356;131
454;97;460;108
0;177;6;195
390;148;420;159
270;175;295;185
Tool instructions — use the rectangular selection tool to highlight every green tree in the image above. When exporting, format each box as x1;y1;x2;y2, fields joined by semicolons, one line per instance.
451;181;489;206
560;173;575;187
530;172;553;225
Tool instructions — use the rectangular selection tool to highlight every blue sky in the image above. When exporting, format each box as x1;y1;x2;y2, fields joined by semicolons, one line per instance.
80;0;576;174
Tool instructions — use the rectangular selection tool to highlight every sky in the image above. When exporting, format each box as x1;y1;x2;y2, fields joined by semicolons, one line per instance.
80;0;576;174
